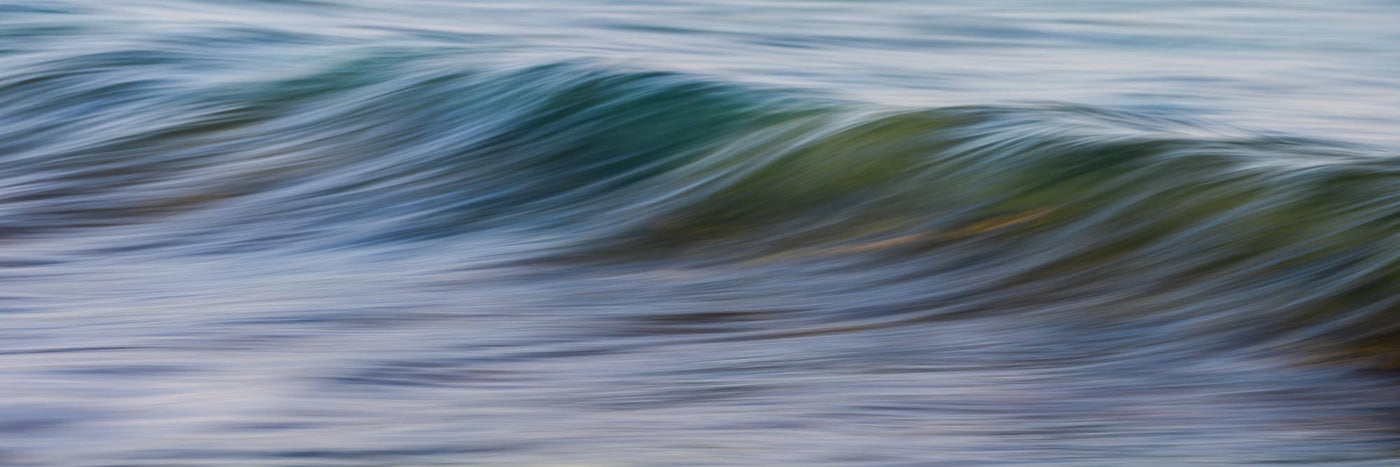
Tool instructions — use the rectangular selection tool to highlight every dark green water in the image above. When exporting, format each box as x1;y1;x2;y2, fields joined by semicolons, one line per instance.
2;1;1400;465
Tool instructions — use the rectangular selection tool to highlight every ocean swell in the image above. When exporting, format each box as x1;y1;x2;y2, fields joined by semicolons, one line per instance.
4;48;1400;368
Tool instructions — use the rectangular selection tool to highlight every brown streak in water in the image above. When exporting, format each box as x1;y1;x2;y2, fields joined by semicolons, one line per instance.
745;209;1054;264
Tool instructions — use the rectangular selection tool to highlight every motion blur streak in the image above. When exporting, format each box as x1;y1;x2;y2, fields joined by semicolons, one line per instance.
2;0;1400;465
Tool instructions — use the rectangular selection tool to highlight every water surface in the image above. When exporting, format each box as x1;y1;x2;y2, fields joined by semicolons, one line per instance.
3;1;1400;465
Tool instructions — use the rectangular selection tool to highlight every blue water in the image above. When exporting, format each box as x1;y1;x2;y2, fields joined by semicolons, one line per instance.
3;1;1400;465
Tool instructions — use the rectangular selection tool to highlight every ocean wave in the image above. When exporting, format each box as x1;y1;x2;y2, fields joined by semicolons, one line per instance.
3;50;1399;367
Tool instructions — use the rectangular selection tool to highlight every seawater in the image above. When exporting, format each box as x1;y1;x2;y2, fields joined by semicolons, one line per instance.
2;1;1400;465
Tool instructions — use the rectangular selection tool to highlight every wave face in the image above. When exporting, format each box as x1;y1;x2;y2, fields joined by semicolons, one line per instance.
4;1;1400;466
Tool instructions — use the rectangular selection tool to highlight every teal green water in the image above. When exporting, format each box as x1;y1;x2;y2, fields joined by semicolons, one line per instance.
2;1;1400;465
